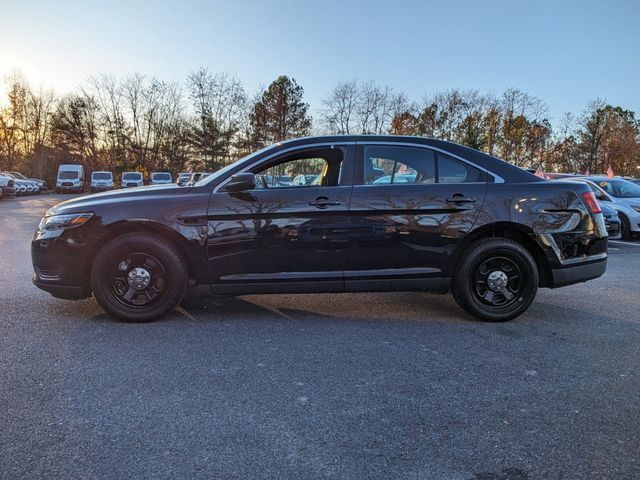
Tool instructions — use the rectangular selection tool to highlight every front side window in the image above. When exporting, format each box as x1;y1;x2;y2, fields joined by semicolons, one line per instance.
252;147;344;189
597;179;640;198
362;145;487;185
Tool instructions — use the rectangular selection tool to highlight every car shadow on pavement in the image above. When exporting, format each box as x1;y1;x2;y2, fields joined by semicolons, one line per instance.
173;292;473;325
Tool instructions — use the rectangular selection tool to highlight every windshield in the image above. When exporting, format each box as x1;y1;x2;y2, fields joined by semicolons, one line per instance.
594;179;640;198
59;171;79;179
194;144;275;187
11;172;27;179
92;172;112;180
123;173;142;180
153;173;171;180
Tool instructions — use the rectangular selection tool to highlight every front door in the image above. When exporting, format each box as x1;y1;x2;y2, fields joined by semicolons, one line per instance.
346;143;488;287
207;143;355;293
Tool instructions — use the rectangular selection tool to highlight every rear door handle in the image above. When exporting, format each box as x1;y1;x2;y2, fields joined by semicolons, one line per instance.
445;195;476;204
309;198;341;208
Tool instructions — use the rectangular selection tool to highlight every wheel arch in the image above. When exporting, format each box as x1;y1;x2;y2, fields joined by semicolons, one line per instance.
452;222;553;287
84;220;205;290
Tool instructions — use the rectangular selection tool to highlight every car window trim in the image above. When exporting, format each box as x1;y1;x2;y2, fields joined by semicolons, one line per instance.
213;141;356;193
355;141;504;185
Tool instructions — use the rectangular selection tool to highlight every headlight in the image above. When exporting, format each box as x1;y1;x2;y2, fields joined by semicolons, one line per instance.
631;205;640;213
38;213;93;231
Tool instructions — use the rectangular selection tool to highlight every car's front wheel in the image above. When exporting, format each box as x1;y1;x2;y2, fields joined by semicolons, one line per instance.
90;232;188;322
451;238;539;322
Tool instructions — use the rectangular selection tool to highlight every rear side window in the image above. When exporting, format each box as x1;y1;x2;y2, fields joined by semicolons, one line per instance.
364;146;435;185
437;153;487;183
362;145;488;185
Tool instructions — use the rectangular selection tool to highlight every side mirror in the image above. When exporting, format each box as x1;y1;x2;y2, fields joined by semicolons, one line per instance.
226;173;256;192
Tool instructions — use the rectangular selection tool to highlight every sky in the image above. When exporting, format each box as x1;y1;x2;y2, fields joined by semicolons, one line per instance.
1;0;639;124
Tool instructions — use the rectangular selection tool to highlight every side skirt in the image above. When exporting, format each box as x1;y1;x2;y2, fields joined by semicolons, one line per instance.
192;277;451;297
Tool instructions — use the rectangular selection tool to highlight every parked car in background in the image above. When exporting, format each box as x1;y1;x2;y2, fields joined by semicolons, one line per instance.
575;176;640;239
56;164;85;193
32;135;607;323
177;172;191;186
188;172;210;185
543;172;577;180
150;172;173;185
9;172;47;192
373;173;417;184
1;172;36;195
0;174;16;198
90;171;114;192
292;174;319;186
599;203;622;239
121;172;144;188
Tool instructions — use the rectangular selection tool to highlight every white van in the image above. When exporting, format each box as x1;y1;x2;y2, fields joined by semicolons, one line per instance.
150;171;173;185
56;164;85;194
90;171;114;192
121;171;144;188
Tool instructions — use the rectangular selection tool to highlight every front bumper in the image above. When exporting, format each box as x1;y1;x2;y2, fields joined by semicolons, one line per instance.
57;185;83;192
32;276;89;300
31;226;97;300
550;254;607;288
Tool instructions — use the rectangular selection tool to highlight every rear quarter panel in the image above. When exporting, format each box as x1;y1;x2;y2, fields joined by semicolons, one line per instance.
471;181;607;267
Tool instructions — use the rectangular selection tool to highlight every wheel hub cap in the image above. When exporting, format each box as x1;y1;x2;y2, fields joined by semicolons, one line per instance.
127;267;151;291
487;270;508;292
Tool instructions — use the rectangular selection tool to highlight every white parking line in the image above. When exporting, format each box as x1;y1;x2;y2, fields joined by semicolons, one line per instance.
610;240;640;247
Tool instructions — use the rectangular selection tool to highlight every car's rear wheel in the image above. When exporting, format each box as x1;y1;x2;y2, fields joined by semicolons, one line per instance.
619;213;631;240
451;238;539;322
91;232;188;322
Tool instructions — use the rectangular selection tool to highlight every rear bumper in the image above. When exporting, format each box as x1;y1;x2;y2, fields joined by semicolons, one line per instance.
550;255;607;288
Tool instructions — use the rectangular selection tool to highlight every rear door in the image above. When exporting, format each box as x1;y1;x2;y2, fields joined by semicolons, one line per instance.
346;142;488;286
207;142;355;292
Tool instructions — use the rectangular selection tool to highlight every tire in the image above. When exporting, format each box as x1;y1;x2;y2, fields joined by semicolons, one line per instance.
90;232;188;322
451;238;539;322
619;213;632;240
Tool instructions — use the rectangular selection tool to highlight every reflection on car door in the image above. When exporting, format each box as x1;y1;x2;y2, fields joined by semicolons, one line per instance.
346;143;488;290
206;143;355;294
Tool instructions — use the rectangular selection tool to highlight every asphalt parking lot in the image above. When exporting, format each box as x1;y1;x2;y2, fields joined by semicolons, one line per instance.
1;194;639;480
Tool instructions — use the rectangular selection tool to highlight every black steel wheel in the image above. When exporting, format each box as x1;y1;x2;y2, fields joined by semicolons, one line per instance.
451;238;538;322
91;232;188;322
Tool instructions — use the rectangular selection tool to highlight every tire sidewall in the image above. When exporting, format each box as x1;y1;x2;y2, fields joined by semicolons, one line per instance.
453;239;539;322
619;213;631;240
91;233;187;322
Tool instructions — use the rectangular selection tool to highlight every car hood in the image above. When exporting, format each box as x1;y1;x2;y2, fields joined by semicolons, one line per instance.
48;184;192;216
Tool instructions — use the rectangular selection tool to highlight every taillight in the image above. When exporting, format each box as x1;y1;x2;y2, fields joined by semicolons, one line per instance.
581;191;601;214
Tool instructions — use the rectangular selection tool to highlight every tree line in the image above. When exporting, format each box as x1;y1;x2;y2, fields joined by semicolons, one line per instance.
1;69;638;185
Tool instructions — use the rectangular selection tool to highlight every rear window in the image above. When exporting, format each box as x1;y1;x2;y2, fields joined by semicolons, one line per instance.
59;171;79;179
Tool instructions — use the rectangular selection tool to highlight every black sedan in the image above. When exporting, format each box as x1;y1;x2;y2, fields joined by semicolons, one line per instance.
32;136;608;322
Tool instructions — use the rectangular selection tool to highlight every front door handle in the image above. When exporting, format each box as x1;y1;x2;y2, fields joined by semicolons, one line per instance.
445;195;476;204
309;197;341;208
